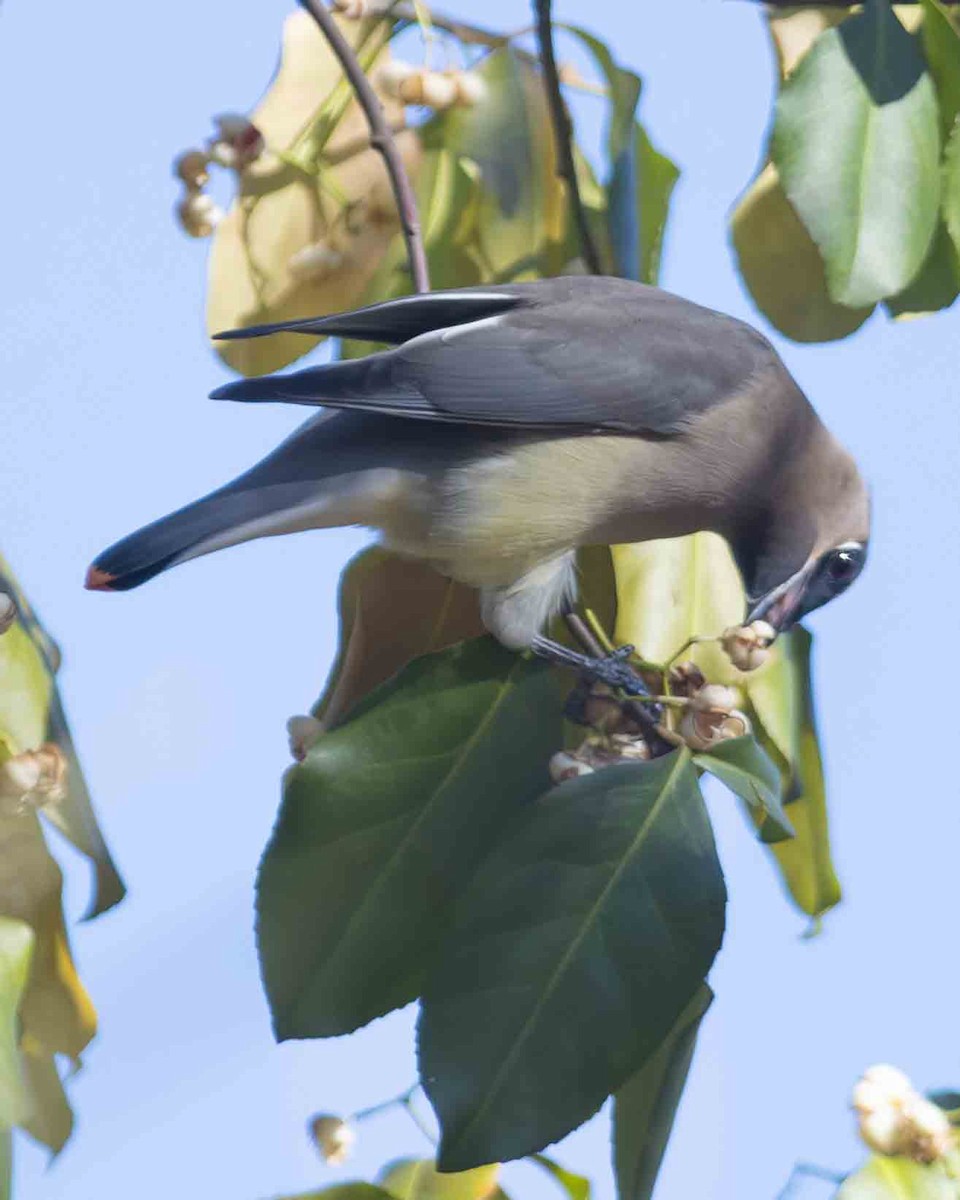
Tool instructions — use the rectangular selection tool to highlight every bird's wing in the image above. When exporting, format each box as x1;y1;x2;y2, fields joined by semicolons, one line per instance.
212;289;524;345
211;278;781;436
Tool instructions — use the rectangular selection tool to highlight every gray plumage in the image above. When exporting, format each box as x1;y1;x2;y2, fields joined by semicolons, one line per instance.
88;277;870;646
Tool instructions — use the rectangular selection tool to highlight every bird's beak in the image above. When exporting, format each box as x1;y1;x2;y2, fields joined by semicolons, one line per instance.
745;563;815;634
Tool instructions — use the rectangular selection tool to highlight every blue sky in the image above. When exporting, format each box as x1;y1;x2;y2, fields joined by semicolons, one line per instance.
1;0;958;1197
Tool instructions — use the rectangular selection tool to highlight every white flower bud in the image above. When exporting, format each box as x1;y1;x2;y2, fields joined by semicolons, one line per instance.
0;593;16;636
377;59;418;99
899;1095;953;1164
176;192;223;238
287;242;346;282
0;753;42;801
690;684;739;715
34;743;67;802
859;1105;904;1157
287;715;323;762
549;750;595;784
207;141;238;169
173;149;210;189
453;71;487;107
212;113;264;167
309;1114;355;1165
608;733;651;761
852;1065;953;1165
679;705;750;751
720;621;776;672
398;70;458;109
854;1064;914;1110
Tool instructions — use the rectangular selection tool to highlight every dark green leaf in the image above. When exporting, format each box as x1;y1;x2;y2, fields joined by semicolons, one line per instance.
837;1156;956;1199
944;118;960;257
612;986;712;1200
773;0;942;306
530;1154;591;1200
920;0;960;133
420;752;726;1170
694;737;795;843
257;638;561;1039
378;1158;501;1200
885;219;959;316
929;1089;960;1110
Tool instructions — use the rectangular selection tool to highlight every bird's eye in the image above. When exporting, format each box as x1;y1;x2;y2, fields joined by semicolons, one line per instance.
824;547;864;589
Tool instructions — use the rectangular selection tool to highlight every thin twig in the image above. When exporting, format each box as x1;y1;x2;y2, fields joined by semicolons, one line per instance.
392;2;516;47
775;1162;845;1200
299;0;431;293
532;0;605;275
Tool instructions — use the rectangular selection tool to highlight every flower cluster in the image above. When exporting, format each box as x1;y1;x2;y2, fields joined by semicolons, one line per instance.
173;114;264;239
0;744;68;814
852;1064;954;1164
378;61;486;110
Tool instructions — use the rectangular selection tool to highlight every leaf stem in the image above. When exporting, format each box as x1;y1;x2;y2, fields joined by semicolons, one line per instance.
298;0;431;293
532;0;605;274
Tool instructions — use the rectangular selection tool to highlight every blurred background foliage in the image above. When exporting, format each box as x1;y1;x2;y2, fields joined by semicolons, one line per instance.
0;555;123;1195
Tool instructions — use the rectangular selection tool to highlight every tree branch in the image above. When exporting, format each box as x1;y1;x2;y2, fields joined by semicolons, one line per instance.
532;0;605;275
299;0;431;293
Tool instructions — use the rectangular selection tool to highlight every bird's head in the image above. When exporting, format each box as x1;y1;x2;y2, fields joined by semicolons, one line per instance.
732;430;870;635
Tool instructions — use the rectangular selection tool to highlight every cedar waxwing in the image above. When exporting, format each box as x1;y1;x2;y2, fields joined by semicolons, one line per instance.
86;277;869;647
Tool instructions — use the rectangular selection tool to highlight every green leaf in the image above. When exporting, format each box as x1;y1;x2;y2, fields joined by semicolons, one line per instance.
885;219;959;316
944;118;960;257
530;1154;591;1200
378;1159;501;1200
837;1156;957;1199
0;554;125;918
562;28;679;283
612;986;712;1200
920;0;960;133
257;638;562;1039
731;163;874;342
19;1045;73;1155
0;917;34;1129
277;1186;400;1200
693;737;795;843
420;751;726;1170
0;1128;10;1200
773;0;942;307
748;627;841;920
441;49;569;282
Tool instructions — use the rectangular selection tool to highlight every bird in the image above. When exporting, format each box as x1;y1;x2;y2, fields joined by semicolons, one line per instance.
86;276;869;648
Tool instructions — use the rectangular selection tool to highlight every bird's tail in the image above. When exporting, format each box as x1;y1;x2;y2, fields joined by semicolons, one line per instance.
85;413;380;592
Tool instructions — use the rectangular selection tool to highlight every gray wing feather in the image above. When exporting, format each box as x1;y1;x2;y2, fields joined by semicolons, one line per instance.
211;278;782;436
